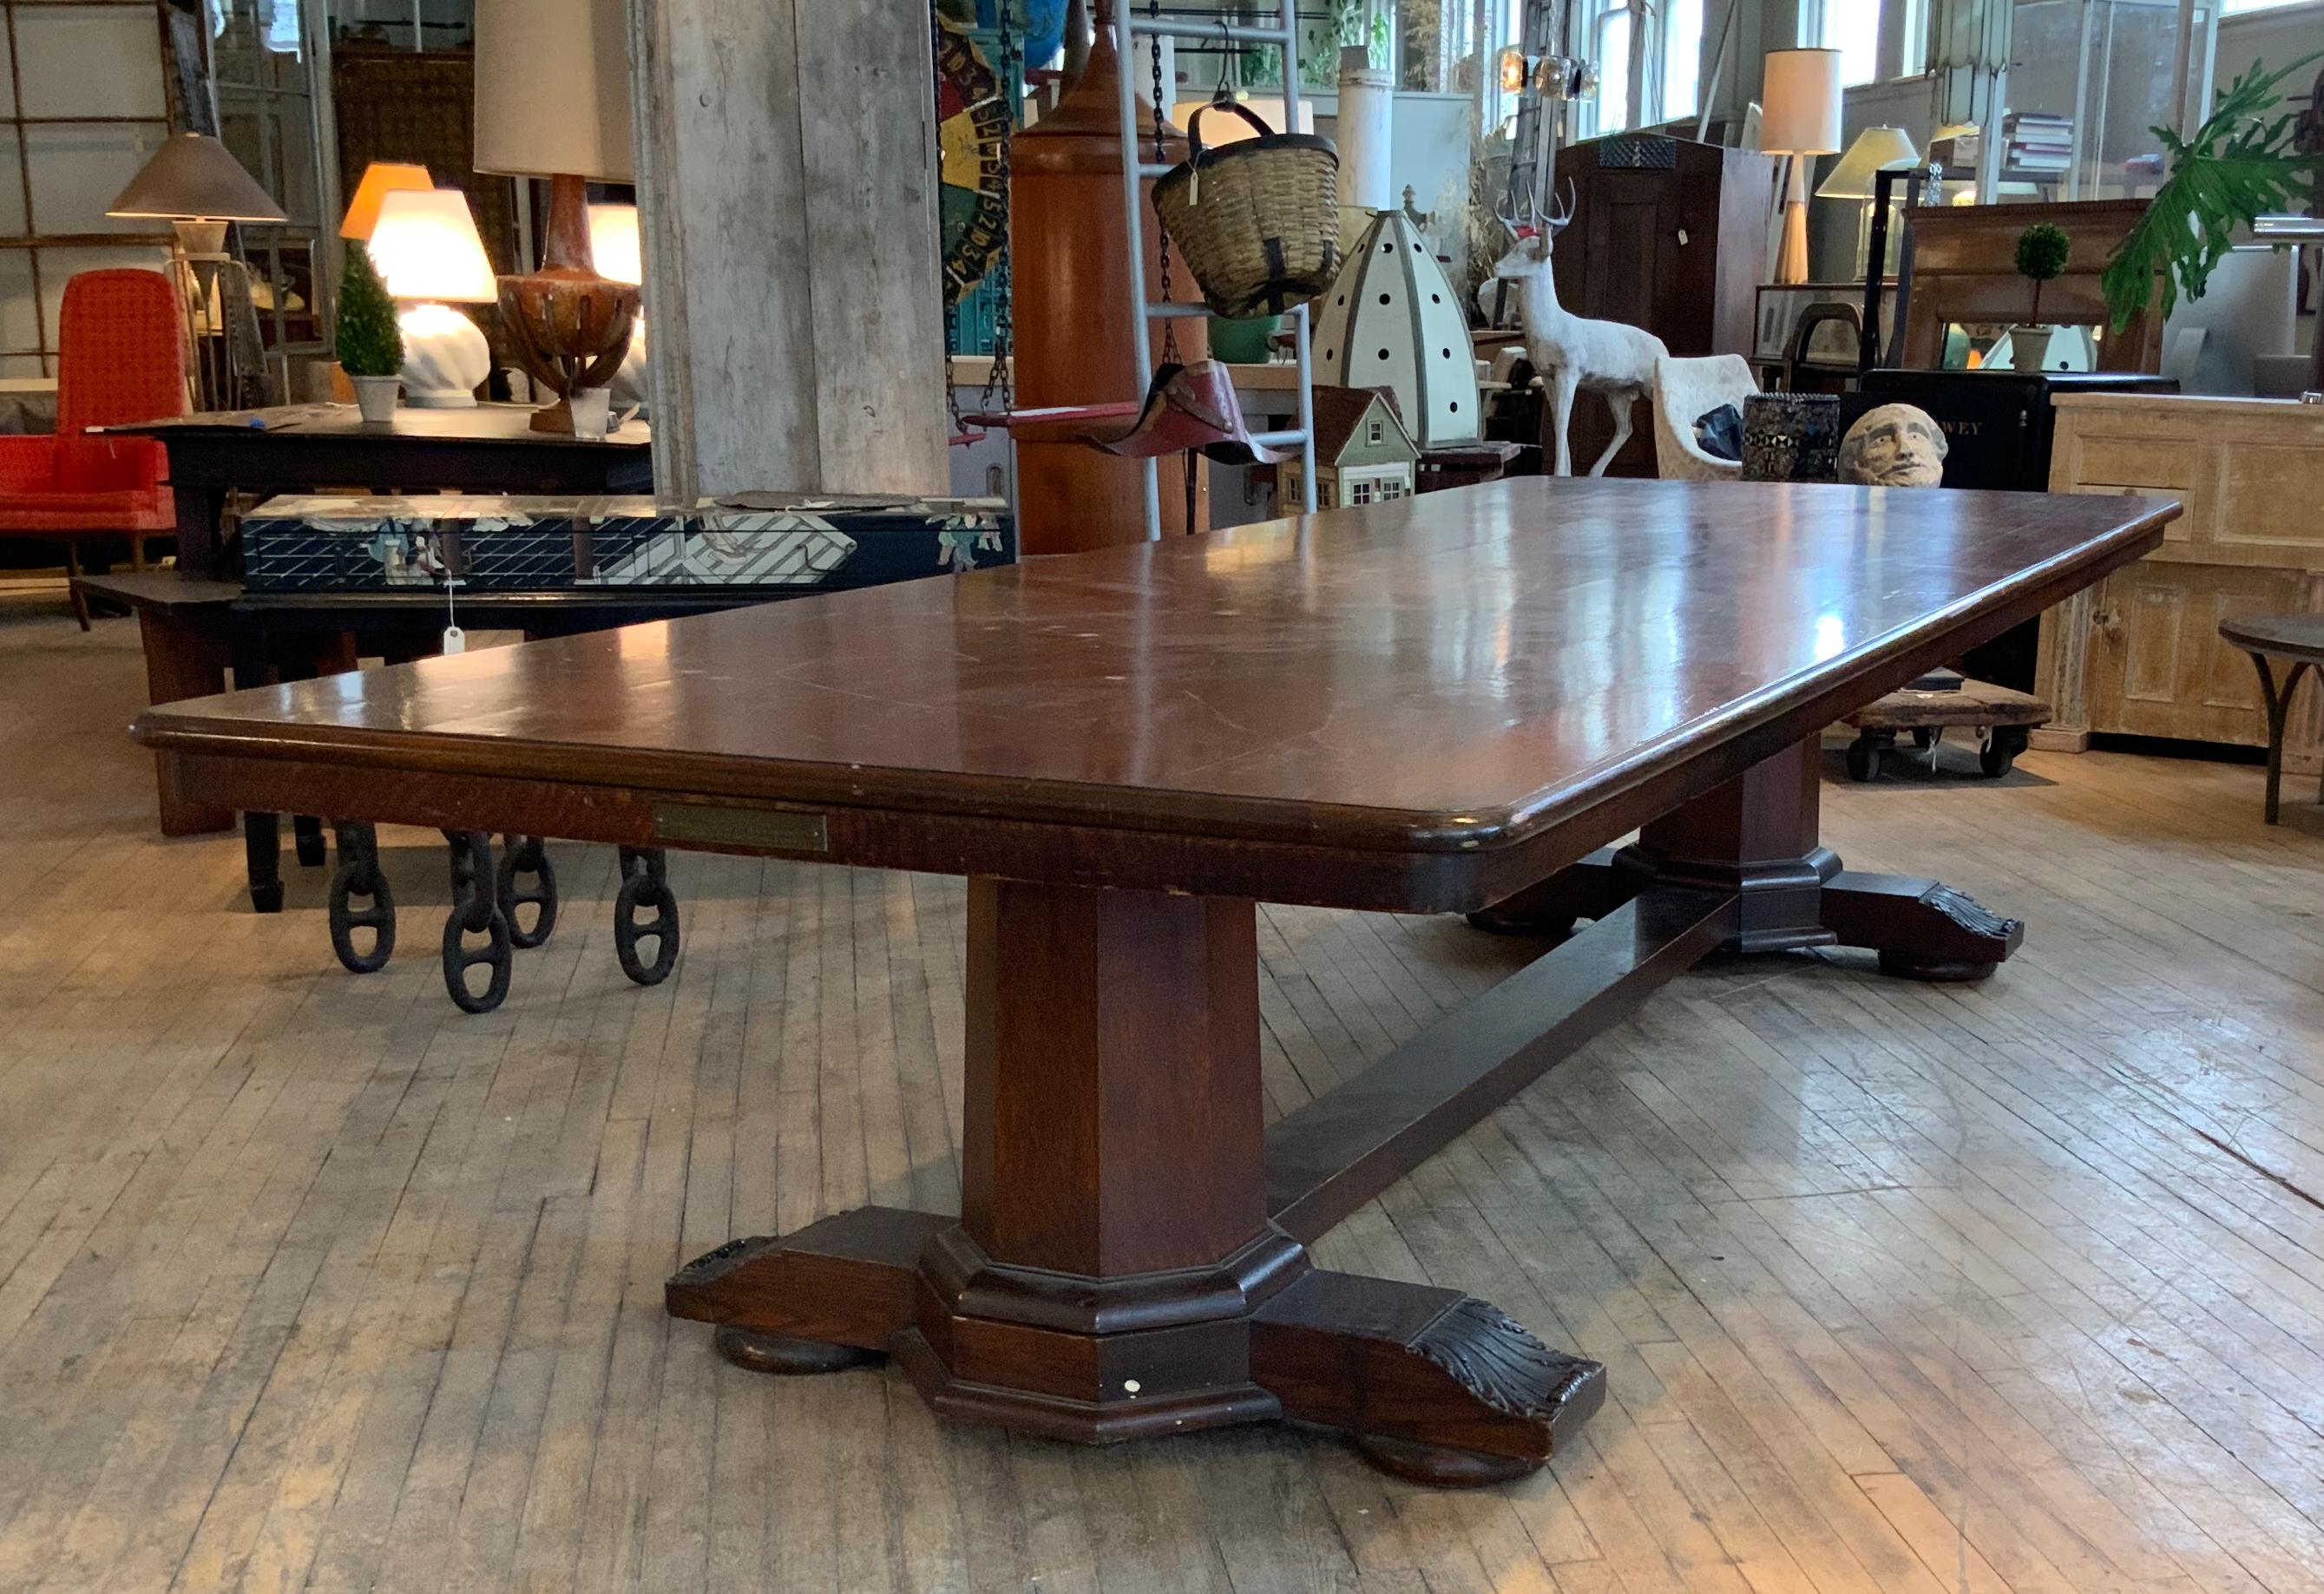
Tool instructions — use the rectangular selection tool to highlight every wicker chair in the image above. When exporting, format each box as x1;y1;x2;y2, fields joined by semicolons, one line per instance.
1651;353;1757;482
0;269;187;626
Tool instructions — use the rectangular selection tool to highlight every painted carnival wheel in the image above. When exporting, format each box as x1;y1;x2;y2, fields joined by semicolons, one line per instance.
936;16;1010;307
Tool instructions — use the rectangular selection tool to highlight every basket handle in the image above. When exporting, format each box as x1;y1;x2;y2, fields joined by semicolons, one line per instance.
1185;98;1279;164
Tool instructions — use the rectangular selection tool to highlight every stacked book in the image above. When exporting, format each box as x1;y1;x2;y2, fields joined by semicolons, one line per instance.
2004;113;2072;175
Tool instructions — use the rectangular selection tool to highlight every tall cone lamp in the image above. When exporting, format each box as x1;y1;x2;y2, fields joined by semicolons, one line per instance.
474;0;639;432
108;131;288;259
108;132;287;410
1759;49;1841;285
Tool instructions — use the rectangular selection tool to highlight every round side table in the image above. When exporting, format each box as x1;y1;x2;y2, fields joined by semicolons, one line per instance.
2218;613;2324;823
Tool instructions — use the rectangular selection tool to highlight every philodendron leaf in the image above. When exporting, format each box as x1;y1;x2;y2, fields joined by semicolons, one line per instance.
2104;50;2324;331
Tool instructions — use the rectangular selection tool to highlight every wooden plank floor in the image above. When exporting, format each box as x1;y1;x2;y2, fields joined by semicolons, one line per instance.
10;596;2324;1594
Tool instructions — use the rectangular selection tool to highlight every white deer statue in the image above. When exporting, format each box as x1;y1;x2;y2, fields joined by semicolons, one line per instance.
1491;185;1670;476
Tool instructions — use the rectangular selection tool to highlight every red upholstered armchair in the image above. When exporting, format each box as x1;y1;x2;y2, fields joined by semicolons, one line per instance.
0;268;187;627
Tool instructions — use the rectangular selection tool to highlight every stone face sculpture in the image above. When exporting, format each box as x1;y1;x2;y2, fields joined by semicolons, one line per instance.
1837;403;1948;487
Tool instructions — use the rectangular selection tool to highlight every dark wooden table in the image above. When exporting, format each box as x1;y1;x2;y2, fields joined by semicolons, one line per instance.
226;587;856;911
106;403;653;576
132;478;2176;1487
72;571;242;836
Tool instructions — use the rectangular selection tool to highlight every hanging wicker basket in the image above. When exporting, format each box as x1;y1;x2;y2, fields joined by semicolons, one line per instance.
1151;101;1340;318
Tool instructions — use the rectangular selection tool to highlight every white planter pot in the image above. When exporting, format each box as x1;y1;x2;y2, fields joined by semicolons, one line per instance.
351;374;400;423
2008;325;2054;374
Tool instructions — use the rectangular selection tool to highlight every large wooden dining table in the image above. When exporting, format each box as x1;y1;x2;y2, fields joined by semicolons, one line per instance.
133;478;2176;1487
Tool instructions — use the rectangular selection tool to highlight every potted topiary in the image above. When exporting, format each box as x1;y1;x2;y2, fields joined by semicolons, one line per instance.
2010;221;2071;373
335;241;404;423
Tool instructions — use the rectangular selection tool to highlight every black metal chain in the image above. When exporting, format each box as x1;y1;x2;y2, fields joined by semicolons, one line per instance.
939;6;968;436
944;296;966;435
1147;0;1179;361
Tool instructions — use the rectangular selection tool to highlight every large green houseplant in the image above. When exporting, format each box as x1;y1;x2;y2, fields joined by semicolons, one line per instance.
2103;51;2324;334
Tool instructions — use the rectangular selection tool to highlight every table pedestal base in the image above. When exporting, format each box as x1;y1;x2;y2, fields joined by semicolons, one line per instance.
1474;740;2024;980
669;1211;1606;1486
664;739;2021;1486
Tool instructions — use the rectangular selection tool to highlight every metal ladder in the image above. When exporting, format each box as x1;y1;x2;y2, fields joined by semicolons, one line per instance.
1109;0;1316;538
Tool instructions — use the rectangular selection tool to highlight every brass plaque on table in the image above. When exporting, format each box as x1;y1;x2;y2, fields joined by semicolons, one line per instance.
653;804;830;854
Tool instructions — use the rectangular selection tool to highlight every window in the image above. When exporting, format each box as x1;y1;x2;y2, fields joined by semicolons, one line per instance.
1816;0;1881;86
1315;477;1333;509
1662;0;1703;121
0;2;178;377
213;0;332;366
2221;0;2310;10
1350;478;1375;506
1563;0;1705;135
1379;478;1405;501
1595;6;1632;131
1897;0;1927;75
1368;417;1383;444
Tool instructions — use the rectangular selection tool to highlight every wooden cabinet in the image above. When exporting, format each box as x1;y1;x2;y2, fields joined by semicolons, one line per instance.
2035;394;2324;771
1552;135;1777;477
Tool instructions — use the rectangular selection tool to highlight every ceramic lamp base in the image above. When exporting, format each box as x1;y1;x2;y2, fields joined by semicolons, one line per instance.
495;173;640;430
396;301;489;407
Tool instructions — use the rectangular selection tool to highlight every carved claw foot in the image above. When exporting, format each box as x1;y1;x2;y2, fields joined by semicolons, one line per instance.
1251;1272;1605;1487
713;1326;886;1375
1820;873;2023;982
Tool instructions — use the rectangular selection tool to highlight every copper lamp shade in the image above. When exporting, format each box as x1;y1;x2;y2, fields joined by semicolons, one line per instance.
339;161;435;241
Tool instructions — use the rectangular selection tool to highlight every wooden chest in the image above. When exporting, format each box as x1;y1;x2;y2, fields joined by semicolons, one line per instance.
2033;394;2324;772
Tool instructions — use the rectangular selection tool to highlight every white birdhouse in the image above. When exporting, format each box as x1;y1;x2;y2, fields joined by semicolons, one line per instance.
1309;210;1480;449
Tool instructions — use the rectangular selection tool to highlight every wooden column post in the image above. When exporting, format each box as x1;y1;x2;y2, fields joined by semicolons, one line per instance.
627;0;949;499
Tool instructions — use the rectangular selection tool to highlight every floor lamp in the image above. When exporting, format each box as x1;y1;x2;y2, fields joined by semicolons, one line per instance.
1759;49;1841;285
107;133;288;410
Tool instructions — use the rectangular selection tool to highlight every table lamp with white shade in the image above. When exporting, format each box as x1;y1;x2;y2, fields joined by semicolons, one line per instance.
1815;126;1920;275
1758;48;1842;285
366;187;498;407
1817;128;1930;375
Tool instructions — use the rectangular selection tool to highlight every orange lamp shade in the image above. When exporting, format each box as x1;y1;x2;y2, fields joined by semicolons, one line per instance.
339;161;434;241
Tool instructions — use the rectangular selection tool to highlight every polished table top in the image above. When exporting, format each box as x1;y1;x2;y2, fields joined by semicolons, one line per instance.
105;401;650;448
137;478;2174;858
